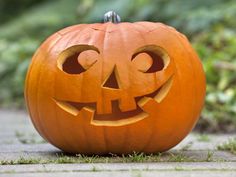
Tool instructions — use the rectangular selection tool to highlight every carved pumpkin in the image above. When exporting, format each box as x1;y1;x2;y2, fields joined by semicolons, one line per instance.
25;11;205;154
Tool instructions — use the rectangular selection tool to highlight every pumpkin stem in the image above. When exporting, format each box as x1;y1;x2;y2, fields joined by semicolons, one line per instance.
104;11;121;23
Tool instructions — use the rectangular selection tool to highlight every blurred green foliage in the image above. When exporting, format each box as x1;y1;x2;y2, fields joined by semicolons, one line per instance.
0;0;236;132
0;0;46;24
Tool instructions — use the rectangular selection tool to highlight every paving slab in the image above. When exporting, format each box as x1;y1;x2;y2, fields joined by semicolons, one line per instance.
2;171;236;177
1;162;236;172
0;109;236;176
1;163;236;177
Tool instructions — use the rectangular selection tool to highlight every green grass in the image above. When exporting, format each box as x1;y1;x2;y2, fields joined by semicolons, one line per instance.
206;151;214;162
0;151;202;165
217;138;236;154
1;149;227;165
0;157;41;165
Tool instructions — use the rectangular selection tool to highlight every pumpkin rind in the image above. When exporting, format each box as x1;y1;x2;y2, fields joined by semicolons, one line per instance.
25;21;205;154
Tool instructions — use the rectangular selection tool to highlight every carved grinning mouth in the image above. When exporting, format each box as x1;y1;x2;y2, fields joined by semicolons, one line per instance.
54;76;173;126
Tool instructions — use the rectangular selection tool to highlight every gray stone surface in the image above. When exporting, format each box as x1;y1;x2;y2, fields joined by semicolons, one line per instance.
1;162;236;173
1;163;236;177
0;109;236;176
2;171;236;177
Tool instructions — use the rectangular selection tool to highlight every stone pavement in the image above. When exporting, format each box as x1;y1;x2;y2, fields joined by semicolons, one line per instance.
0;109;236;177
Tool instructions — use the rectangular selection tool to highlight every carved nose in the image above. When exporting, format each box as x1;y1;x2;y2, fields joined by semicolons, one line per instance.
102;67;120;89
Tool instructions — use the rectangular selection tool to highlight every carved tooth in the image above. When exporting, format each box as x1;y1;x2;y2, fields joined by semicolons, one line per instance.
80;107;95;123
54;99;79;116
154;76;173;103
137;76;173;113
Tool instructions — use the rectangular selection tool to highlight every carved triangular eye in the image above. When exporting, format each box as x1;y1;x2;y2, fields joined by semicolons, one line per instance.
57;45;99;74
131;45;170;73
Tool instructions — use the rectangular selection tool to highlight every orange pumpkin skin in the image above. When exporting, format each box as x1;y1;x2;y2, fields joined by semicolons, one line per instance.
25;21;205;154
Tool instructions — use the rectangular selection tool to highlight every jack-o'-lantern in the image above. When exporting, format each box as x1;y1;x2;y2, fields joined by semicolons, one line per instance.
25;11;206;154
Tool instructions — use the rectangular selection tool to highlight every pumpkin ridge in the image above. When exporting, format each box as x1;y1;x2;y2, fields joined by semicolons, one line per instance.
116;23;133;153
175;31;206;129
101;23;111;153
81;24;108;153
35;34;63;146
167;27;198;126
131;23;157;152
25;49;46;139
67;25;99;151
133;23;178;151
53;27;92;151
48;26;89;150
157;24;199;146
